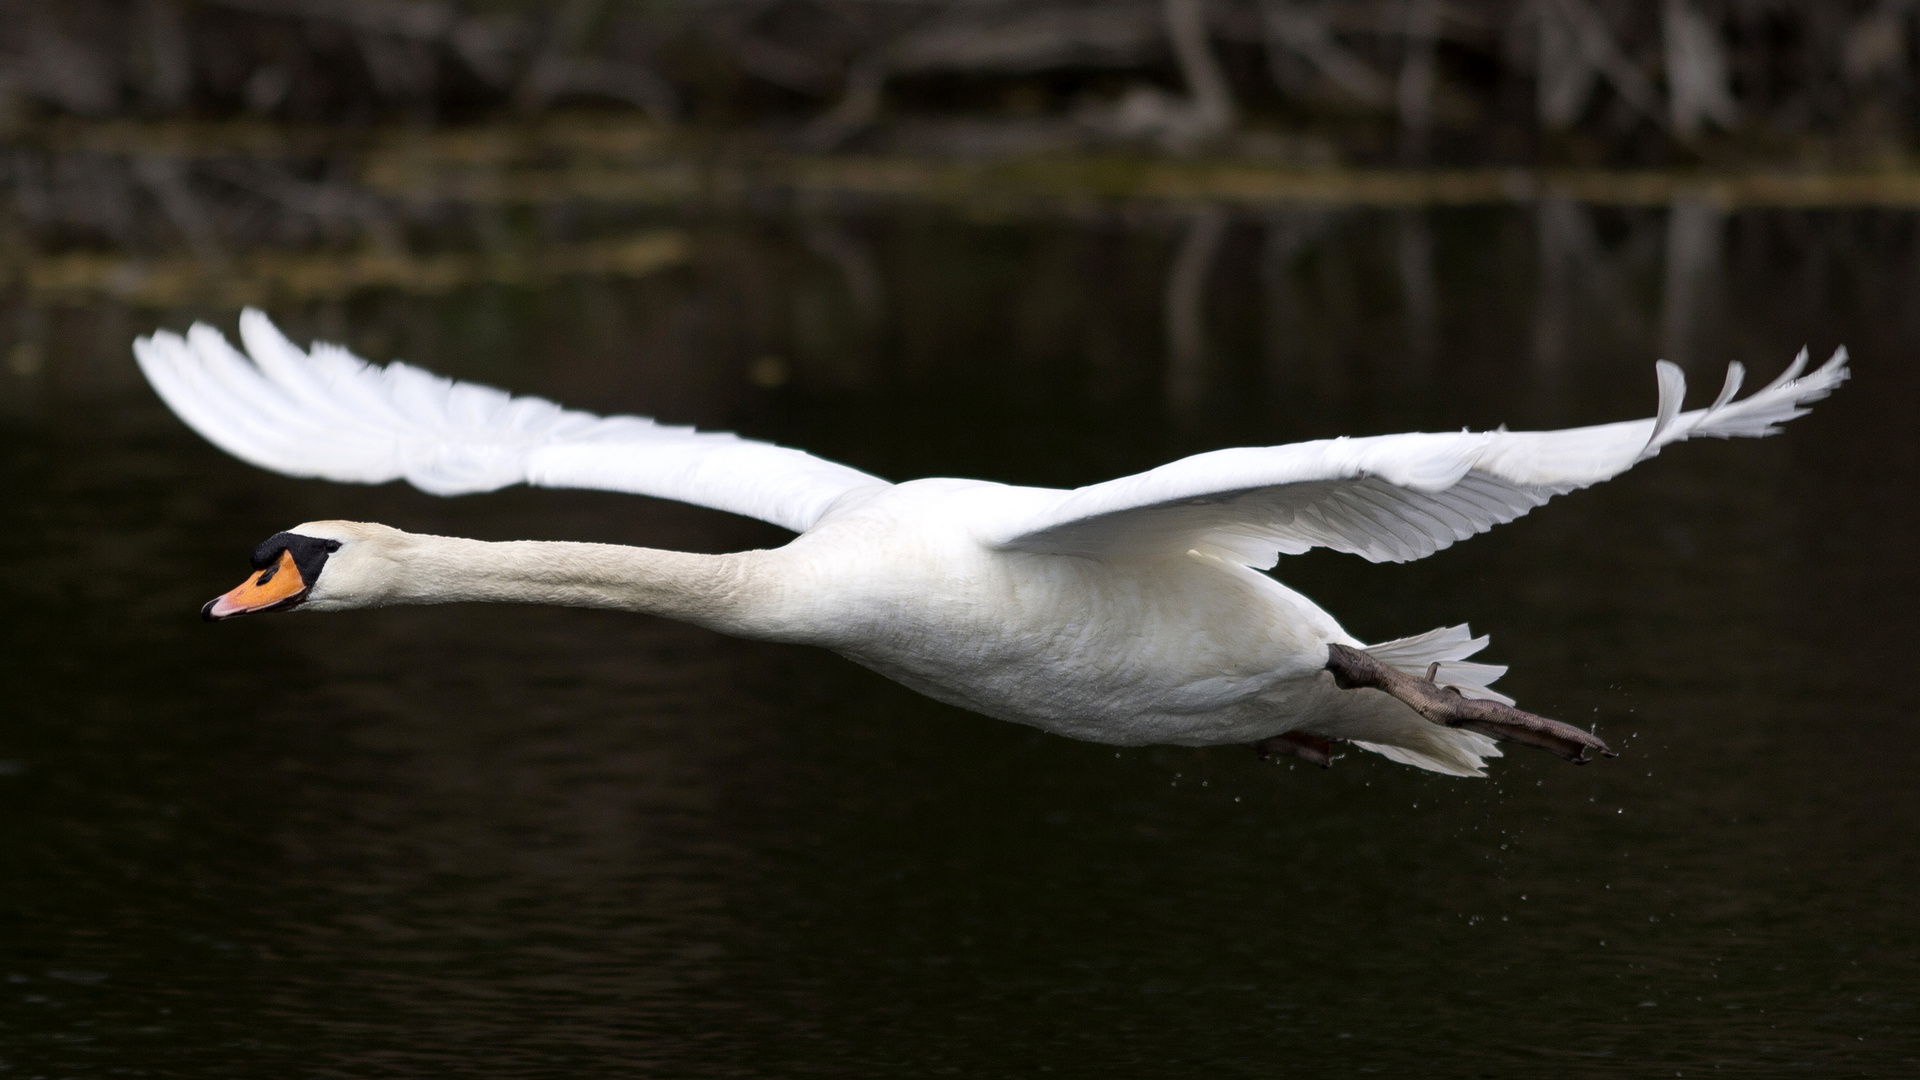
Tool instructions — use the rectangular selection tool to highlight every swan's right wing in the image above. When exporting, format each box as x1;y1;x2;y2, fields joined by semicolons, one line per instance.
985;350;1849;566
133;310;889;533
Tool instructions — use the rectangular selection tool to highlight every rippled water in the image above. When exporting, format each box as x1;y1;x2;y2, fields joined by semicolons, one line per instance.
2;204;1915;1075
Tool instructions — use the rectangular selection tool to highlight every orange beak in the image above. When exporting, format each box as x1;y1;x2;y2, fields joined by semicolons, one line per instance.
203;549;309;621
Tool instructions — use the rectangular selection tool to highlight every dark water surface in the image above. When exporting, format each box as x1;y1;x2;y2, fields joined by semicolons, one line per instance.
2;204;1916;1076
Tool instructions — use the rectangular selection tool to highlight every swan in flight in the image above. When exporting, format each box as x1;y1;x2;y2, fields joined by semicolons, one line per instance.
133;311;1848;777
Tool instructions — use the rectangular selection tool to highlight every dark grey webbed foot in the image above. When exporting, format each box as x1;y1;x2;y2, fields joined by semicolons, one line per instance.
1325;643;1615;764
1253;731;1343;768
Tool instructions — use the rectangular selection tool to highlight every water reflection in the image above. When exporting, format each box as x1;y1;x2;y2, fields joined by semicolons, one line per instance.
1164;205;1227;418
1;187;1916;1075
1661;197;1725;367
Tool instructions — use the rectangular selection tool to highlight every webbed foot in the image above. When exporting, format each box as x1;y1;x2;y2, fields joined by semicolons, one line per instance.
1253;731;1342;768
1325;643;1615;764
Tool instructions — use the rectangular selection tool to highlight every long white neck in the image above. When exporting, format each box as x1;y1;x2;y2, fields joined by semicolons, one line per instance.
328;529;792;639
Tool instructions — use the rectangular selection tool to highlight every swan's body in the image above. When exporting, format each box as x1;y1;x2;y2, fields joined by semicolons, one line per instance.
135;312;1849;777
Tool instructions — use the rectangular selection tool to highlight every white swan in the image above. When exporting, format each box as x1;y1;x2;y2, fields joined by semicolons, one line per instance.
133;311;1848;777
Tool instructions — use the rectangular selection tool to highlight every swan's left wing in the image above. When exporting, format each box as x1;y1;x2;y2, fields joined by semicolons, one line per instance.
133;310;888;533
986;351;1848;566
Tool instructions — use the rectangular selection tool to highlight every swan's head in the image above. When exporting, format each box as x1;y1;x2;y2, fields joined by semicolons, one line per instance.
202;521;406;620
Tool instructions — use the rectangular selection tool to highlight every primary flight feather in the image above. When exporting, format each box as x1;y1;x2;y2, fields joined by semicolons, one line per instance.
135;311;1848;778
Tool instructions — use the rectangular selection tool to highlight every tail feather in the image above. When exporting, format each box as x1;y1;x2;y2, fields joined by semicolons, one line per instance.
1352;729;1503;778
1360;624;1514;706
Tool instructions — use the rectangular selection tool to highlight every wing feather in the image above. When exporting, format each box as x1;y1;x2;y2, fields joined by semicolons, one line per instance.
135;310;888;533
989;350;1849;565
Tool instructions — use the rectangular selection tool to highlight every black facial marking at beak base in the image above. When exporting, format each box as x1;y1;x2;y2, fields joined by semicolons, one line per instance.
253;531;342;584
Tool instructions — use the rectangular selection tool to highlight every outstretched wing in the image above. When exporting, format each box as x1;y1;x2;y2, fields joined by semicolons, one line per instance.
133;309;889;533
988;350;1849;566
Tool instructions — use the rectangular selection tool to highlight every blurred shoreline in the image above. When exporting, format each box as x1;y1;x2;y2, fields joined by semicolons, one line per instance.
6;3;1920;171
13;2;1920;306
12;115;1920;307
30;115;1920;208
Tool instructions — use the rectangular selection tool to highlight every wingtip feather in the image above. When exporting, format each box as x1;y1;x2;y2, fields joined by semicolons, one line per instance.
1685;346;1850;440
1707;361;1745;414
1759;346;1811;396
1643;360;1687;455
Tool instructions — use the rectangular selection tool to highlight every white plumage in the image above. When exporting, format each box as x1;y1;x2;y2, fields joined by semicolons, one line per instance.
990;353;1836;566
135;311;886;532
135;311;1848;777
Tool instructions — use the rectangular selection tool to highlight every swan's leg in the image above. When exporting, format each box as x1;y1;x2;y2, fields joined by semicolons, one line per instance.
1324;644;1614;764
1253;731;1342;767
